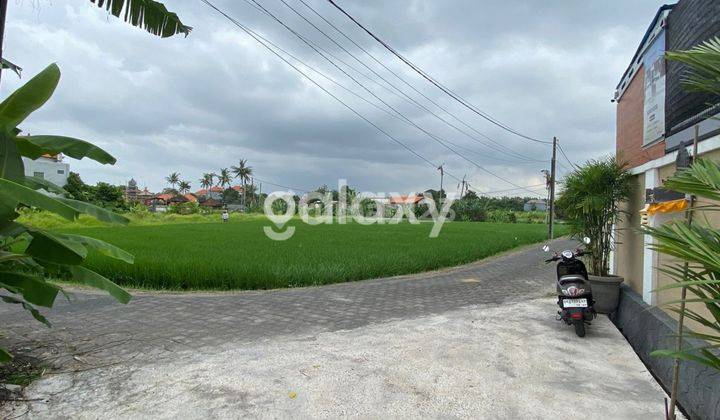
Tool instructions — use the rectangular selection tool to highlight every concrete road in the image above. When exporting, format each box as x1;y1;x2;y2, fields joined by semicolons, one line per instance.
0;240;671;418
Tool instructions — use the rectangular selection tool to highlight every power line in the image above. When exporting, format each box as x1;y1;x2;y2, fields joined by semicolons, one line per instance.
200;0;462;184
297;0;547;162
325;0;552;145
251;176;311;193
240;0;540;194
468;183;547;196
277;0;545;164
232;15;542;166
557;143;578;169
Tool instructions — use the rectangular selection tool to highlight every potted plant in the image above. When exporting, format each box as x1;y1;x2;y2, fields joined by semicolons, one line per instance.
556;157;631;313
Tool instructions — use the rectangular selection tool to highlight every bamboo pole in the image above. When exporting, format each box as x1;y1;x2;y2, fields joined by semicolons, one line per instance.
667;125;699;420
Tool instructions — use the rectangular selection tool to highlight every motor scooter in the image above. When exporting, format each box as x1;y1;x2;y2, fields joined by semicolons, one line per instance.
542;238;596;337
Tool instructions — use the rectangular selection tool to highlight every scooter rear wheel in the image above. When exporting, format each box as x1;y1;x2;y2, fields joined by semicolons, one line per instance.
573;319;586;337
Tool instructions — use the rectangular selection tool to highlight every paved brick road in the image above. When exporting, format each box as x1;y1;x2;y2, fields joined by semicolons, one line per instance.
0;239;574;364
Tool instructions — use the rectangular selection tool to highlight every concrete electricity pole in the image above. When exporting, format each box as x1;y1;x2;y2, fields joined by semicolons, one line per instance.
458;174;467;198
437;164;444;209
548;137;557;239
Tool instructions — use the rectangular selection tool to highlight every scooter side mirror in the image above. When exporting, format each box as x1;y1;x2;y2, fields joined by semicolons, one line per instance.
542;244;550;253
583;236;591;245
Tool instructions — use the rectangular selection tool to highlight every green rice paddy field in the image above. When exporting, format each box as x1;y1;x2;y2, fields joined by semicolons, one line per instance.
56;220;562;290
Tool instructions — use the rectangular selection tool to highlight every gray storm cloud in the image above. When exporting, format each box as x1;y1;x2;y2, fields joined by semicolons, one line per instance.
3;0;666;195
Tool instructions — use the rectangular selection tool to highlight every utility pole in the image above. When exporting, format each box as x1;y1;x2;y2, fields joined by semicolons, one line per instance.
437;164;444;209
548;137;557;239
249;177;255;209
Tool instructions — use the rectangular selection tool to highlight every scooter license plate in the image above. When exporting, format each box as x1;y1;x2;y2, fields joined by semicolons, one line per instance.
563;298;588;308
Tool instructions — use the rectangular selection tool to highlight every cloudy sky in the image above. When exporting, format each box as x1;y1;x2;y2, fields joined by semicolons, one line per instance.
5;0;667;196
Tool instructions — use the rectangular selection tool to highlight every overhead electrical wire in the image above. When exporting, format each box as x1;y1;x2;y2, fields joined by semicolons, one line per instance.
295;0;547;163
557;143;578;170
276;0;545;164
228;7;540;166
245;0;537;167
251;175;311;193
325;0;553;145
199;0;462;185
468;183;547;195
241;0;541;194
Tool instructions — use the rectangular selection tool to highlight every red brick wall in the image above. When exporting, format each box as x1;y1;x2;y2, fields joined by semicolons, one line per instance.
616;67;665;169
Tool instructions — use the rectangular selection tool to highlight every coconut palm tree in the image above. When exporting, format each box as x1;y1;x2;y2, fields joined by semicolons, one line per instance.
218;168;232;189
231;159;253;208
165;172;180;192
178;180;191;194
199;173;214;197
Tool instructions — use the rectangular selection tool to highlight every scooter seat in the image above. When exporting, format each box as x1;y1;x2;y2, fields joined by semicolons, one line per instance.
559;274;586;285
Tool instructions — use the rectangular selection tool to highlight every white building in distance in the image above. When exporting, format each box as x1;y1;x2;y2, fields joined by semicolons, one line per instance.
22;154;70;187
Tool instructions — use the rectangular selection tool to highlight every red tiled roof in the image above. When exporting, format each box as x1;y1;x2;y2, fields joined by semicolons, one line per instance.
389;195;424;205
184;194;198;203
196;186;224;195
156;193;173;201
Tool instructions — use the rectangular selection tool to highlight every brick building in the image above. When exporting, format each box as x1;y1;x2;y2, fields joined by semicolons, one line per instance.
613;0;720;309
611;3;720;416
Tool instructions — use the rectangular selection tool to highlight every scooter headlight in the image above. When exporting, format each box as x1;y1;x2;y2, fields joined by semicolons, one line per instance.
561;250;573;259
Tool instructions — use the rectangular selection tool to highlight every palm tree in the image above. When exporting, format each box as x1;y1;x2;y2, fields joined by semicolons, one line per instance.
178;180;191;194
199;173;214;197
231;159;253;208
165;172;180;192
218;168;232;189
666;37;720;95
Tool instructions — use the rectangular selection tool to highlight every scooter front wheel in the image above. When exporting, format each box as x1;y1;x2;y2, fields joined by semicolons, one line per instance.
573;319;586;337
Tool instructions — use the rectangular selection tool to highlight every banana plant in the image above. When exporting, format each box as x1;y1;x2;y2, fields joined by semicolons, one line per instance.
89;0;191;38
0;63;133;362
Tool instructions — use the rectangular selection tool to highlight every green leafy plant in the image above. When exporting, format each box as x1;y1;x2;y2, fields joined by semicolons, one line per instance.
165;172;180;190
666;36;720;95
90;0;192;38
0;64;133;362
556;156;631;275
231;159;253;208
645;159;720;370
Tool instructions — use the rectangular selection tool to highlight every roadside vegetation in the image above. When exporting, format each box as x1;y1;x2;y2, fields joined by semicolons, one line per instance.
16;208;266;230
54;221;562;290
0;0;191;363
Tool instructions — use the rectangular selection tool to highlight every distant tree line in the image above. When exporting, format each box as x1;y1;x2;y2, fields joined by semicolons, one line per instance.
64;172;129;212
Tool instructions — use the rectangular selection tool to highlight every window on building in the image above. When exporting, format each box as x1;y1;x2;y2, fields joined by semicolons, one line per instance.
57;169;65;174
33;171;44;179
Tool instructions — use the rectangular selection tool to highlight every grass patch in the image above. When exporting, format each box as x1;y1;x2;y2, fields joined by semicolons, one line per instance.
0;353;45;387
16;209;265;230
56;220;564;290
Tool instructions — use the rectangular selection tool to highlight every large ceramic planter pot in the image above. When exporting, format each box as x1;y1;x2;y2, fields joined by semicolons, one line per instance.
588;275;624;314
